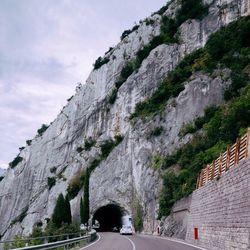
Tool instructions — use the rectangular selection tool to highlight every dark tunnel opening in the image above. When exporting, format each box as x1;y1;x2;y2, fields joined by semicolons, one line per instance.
92;204;123;232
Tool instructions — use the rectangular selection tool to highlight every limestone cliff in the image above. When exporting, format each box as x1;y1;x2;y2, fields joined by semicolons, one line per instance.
0;0;249;240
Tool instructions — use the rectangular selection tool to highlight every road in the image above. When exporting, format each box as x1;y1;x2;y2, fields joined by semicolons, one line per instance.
80;232;207;250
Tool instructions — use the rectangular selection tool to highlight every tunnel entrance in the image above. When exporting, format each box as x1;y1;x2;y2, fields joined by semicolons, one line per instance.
92;204;123;232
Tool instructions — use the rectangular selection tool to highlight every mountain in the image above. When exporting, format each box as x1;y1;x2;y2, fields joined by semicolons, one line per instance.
0;0;249;241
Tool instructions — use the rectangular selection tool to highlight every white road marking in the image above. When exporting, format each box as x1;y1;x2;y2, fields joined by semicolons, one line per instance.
140;234;208;250
124;235;136;250
79;233;101;249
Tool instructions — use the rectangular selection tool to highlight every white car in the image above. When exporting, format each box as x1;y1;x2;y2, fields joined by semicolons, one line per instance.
120;225;133;235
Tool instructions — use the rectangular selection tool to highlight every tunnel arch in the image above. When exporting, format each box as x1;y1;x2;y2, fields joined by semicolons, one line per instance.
92;203;127;231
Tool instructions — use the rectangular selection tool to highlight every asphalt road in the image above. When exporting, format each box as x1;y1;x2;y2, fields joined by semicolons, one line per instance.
80;232;207;250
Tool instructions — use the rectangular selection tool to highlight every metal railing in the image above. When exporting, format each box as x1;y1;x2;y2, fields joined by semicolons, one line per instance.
0;230;96;250
196;128;250;188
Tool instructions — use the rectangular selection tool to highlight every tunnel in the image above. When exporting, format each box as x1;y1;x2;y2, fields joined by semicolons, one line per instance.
92;204;123;232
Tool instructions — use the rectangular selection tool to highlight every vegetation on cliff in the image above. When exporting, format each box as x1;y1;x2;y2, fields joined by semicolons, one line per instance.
107;0;209;105
156;16;250;218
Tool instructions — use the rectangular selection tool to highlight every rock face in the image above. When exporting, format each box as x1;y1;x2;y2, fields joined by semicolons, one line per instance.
0;0;249;240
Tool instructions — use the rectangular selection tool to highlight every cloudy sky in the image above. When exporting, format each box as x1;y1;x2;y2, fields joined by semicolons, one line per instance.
0;0;167;169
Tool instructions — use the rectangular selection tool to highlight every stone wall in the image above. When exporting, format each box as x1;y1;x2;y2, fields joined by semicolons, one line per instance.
186;157;250;250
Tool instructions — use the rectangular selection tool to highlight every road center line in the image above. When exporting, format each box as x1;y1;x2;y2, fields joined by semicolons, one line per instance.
80;233;101;249
124;236;136;250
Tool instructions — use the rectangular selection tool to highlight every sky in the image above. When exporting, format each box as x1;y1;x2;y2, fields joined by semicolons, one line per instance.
0;0;167;169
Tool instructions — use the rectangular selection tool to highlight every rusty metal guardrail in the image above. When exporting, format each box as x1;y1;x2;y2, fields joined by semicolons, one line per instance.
196;128;250;188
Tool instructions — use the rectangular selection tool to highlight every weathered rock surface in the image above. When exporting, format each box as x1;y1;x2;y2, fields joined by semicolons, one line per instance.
0;0;249;240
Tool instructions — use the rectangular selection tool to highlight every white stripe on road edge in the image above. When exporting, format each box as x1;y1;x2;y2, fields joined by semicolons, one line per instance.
124;236;136;250
80;233;101;249
140;234;208;250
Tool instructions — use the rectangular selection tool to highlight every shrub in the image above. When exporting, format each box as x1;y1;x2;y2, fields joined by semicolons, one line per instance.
120;24;139;40
11;206;29;225
145;18;155;26
108;88;118;104
26;140;32;146
154;1;173;15
47;177;56;190
84;138;96;151
148;126;164;137
7;235;26;248
67;96;73;102
67;169;85;200
93;56;110;70
100;136;123;158
37;124;49;136
0;176;4;182
29;226;44;245
179;122;196;137
152;154;164;170
114;134;124;144
44;222;79;242
76;146;84;153
9;155;23;169
100;139;116;158
50;167;57;173
175;0;208;26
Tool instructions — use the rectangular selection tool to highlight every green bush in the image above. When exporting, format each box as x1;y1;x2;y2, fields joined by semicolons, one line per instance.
93;56;110;70
29;226;44;246
50;167;57;173
76;146;84;153
100;136;124;158
37;124;49;136
44;222;79;242
148;126;164;137
47;177;56;190
11;206;29;225
175;0;208;26
26;140;32;146
9;155;23;169
84;138;96;151
152;154;164;170
120;24;139;40
108;88;118;104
